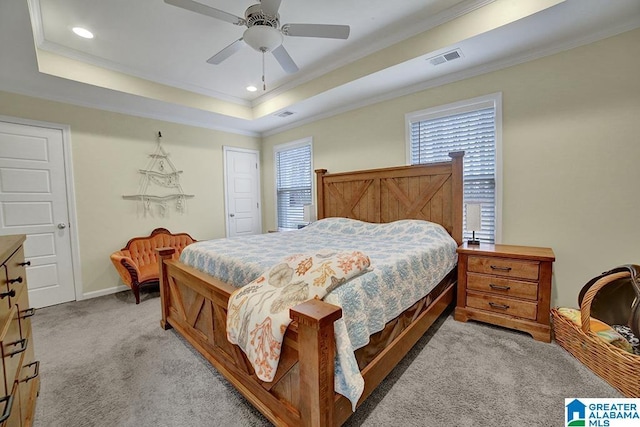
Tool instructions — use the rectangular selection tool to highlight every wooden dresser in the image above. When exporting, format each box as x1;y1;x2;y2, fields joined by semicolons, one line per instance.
0;235;39;426
454;242;555;342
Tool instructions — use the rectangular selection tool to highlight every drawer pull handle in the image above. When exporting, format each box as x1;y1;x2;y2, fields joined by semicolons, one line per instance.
489;284;511;291
20;361;40;383
6;338;27;358
489;302;510;310
18;261;31;267
0;394;13;423
20;307;36;319
0;289;15;299
7;277;22;285
490;265;512;272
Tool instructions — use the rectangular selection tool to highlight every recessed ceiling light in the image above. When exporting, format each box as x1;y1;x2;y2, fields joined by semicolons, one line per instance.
72;27;94;39
246;86;257;92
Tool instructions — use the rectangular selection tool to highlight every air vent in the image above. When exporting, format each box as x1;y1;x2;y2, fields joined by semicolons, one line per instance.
274;111;295;118
428;49;463;66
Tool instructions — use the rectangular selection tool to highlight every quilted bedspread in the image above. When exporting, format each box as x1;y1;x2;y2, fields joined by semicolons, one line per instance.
227;250;371;383
180;217;458;409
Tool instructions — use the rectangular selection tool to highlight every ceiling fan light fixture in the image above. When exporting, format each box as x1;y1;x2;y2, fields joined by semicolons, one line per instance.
243;26;283;52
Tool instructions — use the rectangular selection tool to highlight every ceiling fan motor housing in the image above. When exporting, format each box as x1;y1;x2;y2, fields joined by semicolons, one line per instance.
243;4;283;52
245;4;279;28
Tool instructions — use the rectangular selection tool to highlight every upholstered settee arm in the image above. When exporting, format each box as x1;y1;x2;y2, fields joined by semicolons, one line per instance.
110;250;139;287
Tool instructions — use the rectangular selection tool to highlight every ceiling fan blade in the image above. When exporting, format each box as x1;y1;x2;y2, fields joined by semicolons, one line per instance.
207;38;245;64
164;0;245;26
272;45;299;74
260;0;282;17
282;24;350;39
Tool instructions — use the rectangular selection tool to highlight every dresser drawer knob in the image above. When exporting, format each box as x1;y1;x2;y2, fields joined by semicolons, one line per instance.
7;277;22;285
0;289;15;299
490;265;512;272
19;307;36;319
489;302;510;310
18;261;31;267
489;284;511;291
19;361;40;383
6;338;27;358
0;394;13;423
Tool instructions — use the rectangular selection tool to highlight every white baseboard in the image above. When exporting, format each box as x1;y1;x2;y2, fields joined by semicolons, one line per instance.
81;285;130;300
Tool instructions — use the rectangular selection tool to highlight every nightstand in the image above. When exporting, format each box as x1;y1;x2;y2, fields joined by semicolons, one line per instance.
454;242;556;342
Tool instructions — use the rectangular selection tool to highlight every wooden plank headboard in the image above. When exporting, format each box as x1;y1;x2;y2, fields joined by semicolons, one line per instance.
315;151;464;244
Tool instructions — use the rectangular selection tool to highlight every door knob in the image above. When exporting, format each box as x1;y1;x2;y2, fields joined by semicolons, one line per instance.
57;223;67;229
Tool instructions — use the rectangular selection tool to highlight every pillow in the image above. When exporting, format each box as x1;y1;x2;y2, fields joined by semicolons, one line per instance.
227;250;370;382
556;307;634;354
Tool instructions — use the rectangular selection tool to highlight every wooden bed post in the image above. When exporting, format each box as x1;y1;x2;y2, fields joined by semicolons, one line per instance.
290;299;342;427
448;151;465;245
315;169;328;220
157;247;175;330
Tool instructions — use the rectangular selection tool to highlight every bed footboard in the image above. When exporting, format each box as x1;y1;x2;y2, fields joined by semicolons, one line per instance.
158;247;343;427
158;247;455;426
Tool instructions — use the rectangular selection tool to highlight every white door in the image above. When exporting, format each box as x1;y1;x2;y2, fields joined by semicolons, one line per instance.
224;147;262;237
0;120;76;308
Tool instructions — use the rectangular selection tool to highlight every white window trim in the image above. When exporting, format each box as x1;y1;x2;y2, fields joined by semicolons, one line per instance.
404;93;503;243
273;137;314;231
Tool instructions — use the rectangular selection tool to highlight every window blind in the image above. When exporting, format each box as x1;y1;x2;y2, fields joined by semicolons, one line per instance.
410;107;496;243
275;143;312;230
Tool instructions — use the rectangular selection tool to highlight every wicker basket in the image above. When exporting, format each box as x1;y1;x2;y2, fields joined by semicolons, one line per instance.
552;271;640;397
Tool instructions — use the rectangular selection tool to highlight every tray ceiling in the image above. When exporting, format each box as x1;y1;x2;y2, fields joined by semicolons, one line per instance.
0;0;638;134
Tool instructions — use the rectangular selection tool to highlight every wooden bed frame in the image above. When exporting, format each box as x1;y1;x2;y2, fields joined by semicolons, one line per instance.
157;152;463;426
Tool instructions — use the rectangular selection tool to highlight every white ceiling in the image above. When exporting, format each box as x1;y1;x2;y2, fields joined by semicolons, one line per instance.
1;0;639;136
33;0;466;102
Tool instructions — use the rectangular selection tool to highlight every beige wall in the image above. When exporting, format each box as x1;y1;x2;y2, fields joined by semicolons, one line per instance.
0;92;259;296
262;28;640;308
1;28;638;308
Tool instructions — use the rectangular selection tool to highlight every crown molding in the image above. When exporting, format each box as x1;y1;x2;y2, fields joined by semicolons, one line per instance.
262;18;640;137
0;84;260;137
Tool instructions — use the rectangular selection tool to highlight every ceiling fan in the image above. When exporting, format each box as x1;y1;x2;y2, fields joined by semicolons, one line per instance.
164;0;350;75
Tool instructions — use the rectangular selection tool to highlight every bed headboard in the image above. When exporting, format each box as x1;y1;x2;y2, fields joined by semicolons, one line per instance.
315;151;464;244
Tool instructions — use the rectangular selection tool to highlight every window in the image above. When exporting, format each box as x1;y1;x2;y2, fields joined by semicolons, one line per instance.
274;138;313;230
406;93;501;243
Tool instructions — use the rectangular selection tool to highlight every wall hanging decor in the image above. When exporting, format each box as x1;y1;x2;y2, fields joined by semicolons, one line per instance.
123;131;194;217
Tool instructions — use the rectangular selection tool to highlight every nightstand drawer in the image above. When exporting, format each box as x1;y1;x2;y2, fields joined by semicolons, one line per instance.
466;292;538;320
466;273;539;301
467;256;539;280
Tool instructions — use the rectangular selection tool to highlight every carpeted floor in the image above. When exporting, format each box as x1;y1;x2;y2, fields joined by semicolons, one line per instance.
32;290;620;427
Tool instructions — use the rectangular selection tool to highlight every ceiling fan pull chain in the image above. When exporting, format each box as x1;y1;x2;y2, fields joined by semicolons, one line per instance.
262;50;266;91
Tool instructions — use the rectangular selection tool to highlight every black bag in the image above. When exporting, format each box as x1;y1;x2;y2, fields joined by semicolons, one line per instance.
578;264;640;338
